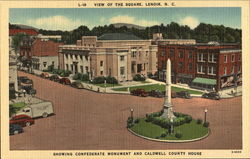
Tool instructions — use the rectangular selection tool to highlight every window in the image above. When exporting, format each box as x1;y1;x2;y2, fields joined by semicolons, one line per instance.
52;61;55;65
80;66;83;73
224;55;227;63
179;51;184;58
188;63;192;71
198;53;204;62
238;66;241;72
231;54;235;62
178;62;183;70
208;66;216;75
132;51;137;58
66;64;69;70
120;67;125;75
85;66;89;72
170;49;175;57
161;51;165;56
71;64;73;71
224;67;227;75
197;64;205;74
100;61;103;67
100;71;103;75
120;56;125;61
188;52;193;59
65;54;68;59
70;54;73;59
75;55;78;60
231;66;235;74
43;62;47;68
208;53;216;62
80;55;83;60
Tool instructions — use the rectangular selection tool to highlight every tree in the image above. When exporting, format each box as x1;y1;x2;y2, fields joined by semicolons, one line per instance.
11;33;29;54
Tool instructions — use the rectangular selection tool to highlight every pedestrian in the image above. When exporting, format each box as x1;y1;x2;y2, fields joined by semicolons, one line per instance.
23;89;26;97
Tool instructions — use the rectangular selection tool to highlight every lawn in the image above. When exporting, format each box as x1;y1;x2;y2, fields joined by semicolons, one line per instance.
130;119;209;140
112;84;203;95
94;83;122;87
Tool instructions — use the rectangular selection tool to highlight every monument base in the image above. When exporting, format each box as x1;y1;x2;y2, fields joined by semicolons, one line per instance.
161;103;176;119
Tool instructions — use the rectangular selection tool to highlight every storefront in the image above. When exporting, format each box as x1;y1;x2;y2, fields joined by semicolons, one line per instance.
191;77;217;91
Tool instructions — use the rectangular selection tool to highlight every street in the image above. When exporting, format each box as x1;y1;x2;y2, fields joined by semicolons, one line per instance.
10;71;242;150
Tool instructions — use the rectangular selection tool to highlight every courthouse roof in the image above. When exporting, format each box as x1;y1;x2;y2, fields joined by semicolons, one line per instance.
98;33;142;40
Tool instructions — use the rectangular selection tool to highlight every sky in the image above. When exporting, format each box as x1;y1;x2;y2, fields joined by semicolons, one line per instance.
9;8;241;31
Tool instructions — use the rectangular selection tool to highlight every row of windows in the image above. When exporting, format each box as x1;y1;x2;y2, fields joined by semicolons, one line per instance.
224;54;241;63
197;65;217;75
65;64;88;73
223;66;241;75
131;51;148;58
65;54;89;61
161;50;193;59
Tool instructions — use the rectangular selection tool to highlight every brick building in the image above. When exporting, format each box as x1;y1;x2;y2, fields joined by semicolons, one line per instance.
158;43;242;91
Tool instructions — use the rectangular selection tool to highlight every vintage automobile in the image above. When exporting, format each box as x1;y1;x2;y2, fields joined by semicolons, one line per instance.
130;88;148;97
162;91;177;98
49;74;60;82
71;81;84;89
40;72;50;78
21;85;36;96
176;91;191;99
18;76;33;86
9;124;23;135
59;77;71;85
202;92;220;100
148;90;164;98
10;114;35;127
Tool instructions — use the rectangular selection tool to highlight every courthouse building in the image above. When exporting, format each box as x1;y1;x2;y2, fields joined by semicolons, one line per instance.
59;33;196;81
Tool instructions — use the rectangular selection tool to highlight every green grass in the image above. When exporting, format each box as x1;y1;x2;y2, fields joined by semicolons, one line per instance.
140;81;151;83
130;119;209;140
94;83;122;87
112;84;203;94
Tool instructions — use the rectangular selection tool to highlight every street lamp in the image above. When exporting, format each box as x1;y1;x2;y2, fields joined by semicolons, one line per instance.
130;108;134;119
204;108;208;123
104;79;107;93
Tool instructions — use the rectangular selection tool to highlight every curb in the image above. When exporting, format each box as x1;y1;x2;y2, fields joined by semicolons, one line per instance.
128;128;210;143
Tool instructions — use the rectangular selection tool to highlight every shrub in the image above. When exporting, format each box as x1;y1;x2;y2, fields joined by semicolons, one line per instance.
160;133;167;138
73;73;89;81
92;76;106;84
73;73;82;80
127;123;134;128
184;116;192;123
47;65;54;72
203;122;210;127
127;117;133;124
134;119;139;124
155;136;160;139
174;112;188;117
133;74;146;81
145;114;154;122
197;119;203;124
173;117;185;126
175;132;183;138
147;73;153;78
105;76;118;84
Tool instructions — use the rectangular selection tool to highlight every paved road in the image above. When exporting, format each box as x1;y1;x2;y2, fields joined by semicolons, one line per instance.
10;72;242;150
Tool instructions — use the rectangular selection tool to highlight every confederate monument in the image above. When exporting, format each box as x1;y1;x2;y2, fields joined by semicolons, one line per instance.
161;58;175;119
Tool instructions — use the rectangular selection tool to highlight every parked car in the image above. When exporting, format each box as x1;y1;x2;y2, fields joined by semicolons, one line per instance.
162;91;177;98
16;101;54;118
40;72;50;78
9;124;23;135
10;114;35;127
59;77;71;85
176;91;191;99
18;76;33;86
71;81;84;89
202;92;220;100
130;88;148;97
148;90;164;98
49;74;60;82
21;85;36;96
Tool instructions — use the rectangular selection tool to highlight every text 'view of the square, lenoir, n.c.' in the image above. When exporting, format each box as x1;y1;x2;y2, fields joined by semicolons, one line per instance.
8;7;242;153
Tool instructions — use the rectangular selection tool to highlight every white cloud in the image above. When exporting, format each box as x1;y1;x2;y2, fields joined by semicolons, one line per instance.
179;16;199;29
27;15;87;31
108;15;159;27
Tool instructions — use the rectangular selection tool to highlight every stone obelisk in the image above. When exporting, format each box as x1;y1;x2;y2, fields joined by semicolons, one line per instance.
161;58;175;119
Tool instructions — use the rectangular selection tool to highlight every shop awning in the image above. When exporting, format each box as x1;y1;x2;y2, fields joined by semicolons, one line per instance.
192;77;216;85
